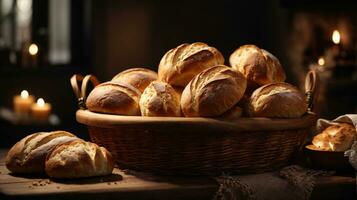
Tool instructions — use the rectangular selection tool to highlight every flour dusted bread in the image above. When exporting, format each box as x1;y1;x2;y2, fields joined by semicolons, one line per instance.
229;45;286;90
86;81;141;115
158;42;224;87
45;140;114;178
247;82;307;118
139;81;181;117
181;65;247;117
112;68;157;92
6;131;79;174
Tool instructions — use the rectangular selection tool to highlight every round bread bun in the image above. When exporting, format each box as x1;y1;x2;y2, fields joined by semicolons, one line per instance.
112;68;158;92
247;82;307;118
229;45;286;90
158;42;224;87
86;81;141;115
181;65;247;117
139;81;181;117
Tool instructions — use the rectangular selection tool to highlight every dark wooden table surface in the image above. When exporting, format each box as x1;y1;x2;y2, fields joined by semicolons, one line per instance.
0;149;355;200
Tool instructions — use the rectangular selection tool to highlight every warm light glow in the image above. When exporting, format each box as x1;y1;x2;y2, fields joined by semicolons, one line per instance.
20;90;29;98
37;98;45;107
318;57;325;66
29;44;38;55
332;30;340;44
329;142;334;151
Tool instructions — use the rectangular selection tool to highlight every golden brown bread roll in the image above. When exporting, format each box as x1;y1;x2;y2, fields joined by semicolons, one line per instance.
6;131;79;174
112;68;158;93
86;81;141;115
139;81;181;117
45;140;114;179
229;45;286;90
312;132;331;151
247;82;307;118
181;65;247;117
158;42;224;87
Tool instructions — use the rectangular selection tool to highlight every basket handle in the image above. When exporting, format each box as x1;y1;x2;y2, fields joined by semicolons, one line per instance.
305;70;319;113
70;74;100;109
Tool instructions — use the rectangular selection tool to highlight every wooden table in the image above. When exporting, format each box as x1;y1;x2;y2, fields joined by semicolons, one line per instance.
0;149;355;200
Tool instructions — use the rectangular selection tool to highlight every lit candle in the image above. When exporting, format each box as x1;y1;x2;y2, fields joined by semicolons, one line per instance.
28;43;38;66
31;98;51;121
332;30;340;45
13;90;35;115
318;57;325;66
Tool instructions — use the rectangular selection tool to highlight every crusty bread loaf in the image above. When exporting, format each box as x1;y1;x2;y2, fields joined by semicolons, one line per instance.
158;42;224;87
112;68;158;93
6;131;79;174
181;65;247;117
229;45;286;90
45;140;114;179
247;82;307;118
139;81;181;117
86;81;141;115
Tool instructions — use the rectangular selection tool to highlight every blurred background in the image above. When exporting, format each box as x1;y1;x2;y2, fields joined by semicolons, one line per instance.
0;0;356;147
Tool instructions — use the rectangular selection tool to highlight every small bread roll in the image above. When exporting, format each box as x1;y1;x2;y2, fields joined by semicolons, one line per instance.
112;68;158;92
86;81;141;115
158;42;224;87
6;131;79;174
181;65;247;117
325;123;356;151
247;82;307;118
312;132;331;151
45;140;114;179
229;45;286;90
140;81;181;117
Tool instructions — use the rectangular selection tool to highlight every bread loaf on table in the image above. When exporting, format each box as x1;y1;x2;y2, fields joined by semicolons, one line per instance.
158;42;224;87
45;140;114;179
86;81;141;115
181;65;247;117
112;68;158;93
6;131;79;174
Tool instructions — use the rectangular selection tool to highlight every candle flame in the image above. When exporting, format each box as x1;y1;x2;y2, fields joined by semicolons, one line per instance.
332;30;340;44
37;98;45;107
318;57;325;66
20;90;29;98
29;43;38;56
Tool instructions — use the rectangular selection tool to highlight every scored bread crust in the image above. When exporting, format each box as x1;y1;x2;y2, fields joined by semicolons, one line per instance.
45;140;114;179
5;131;78;174
112;68;158;93
247;82;307;118
158;42;224;87
181;65;247;117
86;81;141;115
139;81;181;117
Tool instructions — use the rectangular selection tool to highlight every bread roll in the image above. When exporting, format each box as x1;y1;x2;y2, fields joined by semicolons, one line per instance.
45;140;114;179
139;81;181;117
6;131;79;174
158;42;224;87
312;132;331;151
181;65;247;117
229;45;286;90
247;82;307;118
324;123;356;151
86;81;141;115
112;68;158;92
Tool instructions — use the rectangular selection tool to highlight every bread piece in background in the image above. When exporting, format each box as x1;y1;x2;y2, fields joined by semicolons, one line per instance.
45;140;114;179
181;65;247;117
112;68;157;93
247;82;307;118
140;81;181;117
6;131;79;174
86;81;141;115
229;45;286;91
158;42;224;87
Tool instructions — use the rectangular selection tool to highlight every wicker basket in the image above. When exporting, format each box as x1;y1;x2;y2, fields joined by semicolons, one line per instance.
71;71;318;175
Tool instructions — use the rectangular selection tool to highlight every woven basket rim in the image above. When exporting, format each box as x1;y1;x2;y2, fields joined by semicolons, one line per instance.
76;110;316;132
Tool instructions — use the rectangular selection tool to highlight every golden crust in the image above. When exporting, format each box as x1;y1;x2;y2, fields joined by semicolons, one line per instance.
158;42;224;87
247;82;307;118
181;65;247;117
86;81;141;115
112;68;158;92
139;81;181;117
